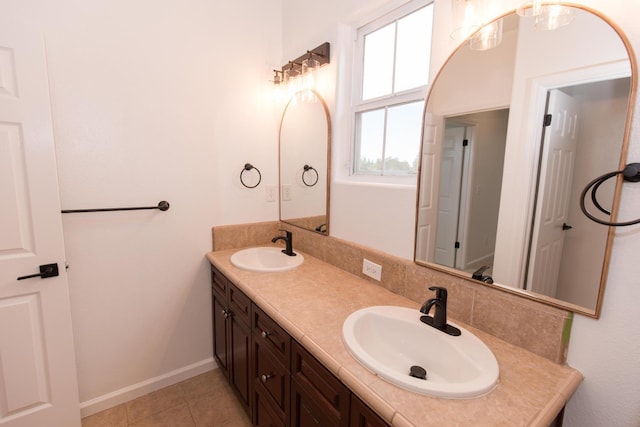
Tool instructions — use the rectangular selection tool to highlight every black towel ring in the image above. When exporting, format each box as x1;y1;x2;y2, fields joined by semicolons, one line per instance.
579;163;640;227
302;164;319;187
240;163;262;189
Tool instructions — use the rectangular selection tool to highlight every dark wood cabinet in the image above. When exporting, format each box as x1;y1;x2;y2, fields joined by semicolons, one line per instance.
211;266;252;416
252;305;291;425
212;292;229;374
211;265;390;427
350;395;388;427
291;341;350;427
255;384;286;427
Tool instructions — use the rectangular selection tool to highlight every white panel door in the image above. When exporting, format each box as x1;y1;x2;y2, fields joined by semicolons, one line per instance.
0;18;80;427
416;113;443;262
434;126;465;267
527;90;580;297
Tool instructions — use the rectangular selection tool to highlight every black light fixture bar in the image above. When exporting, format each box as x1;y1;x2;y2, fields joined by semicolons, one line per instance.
275;42;330;80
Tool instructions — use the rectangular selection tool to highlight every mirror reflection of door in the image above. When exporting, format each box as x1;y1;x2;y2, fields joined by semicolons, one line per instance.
526;89;579;297
435;110;508;273
525;77;630;306
435;125;466;268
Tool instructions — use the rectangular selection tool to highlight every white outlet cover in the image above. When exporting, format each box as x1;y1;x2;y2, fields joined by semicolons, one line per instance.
363;258;382;281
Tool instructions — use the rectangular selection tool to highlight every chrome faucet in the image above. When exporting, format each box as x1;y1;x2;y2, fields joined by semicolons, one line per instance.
420;286;461;336
271;229;296;256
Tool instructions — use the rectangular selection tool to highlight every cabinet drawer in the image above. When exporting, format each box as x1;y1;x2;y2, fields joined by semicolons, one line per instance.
291;341;349;426
211;265;228;298
229;283;251;326
253;305;290;363
254;337;290;419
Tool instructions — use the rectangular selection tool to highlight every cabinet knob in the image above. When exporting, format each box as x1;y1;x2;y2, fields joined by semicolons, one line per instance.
260;330;271;339
260;373;274;383
222;309;232;319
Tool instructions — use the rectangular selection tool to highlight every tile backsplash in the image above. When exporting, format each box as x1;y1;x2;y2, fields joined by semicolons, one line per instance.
211;221;572;364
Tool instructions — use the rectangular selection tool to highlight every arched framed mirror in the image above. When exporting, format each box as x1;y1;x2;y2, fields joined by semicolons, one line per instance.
279;90;331;234
415;5;636;318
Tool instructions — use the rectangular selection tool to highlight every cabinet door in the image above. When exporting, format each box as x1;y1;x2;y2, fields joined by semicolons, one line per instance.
255;385;286;427
292;379;342;427
212;292;229;376
254;336;290;420
291;342;349;427
230;314;252;414
350;395;389;427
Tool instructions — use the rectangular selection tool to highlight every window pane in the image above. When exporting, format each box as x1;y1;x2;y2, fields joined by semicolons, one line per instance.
395;5;433;92
356;109;386;174
384;101;423;174
362;23;395;100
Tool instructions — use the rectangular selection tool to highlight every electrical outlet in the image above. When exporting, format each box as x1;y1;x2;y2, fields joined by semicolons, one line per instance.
362;259;382;281
282;184;292;201
266;185;277;202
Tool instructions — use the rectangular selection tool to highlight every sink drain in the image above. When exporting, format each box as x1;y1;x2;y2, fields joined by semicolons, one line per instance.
409;365;427;380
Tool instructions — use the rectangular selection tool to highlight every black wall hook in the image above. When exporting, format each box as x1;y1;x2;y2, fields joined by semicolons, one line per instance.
240;163;262;189
579;163;640;227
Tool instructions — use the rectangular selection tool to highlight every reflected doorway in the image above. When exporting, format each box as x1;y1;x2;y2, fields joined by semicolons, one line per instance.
435;109;509;273
525;77;631;307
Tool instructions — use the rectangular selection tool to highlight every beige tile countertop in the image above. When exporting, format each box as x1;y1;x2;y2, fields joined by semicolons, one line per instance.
207;248;583;427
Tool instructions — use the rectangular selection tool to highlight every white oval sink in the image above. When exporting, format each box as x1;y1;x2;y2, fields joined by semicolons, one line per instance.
230;247;304;272
342;306;499;398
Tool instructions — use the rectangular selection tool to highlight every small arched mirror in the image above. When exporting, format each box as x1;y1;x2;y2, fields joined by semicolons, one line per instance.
415;6;635;318
279;90;331;234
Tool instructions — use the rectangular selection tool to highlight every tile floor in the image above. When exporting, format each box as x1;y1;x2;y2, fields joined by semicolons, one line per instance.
81;369;252;427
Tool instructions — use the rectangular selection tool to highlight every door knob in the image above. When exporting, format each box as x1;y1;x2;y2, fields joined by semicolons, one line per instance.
17;263;59;281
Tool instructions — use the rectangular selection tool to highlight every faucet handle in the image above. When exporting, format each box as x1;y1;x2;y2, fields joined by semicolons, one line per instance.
428;286;448;301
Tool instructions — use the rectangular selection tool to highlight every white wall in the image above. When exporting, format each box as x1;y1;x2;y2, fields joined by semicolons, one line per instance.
9;0;283;416
282;0;640;426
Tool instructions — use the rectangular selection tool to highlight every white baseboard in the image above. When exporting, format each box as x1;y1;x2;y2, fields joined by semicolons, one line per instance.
80;358;217;418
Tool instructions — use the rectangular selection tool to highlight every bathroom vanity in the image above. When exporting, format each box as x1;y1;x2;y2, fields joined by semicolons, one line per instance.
207;247;582;426
211;263;386;426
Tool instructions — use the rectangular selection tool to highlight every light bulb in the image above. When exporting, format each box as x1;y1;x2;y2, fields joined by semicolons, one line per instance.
469;18;503;50
534;5;575;30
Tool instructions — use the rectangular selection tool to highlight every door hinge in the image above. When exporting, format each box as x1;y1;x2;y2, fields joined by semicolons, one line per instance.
454;241;460;249
544;114;552;127
462;139;469;147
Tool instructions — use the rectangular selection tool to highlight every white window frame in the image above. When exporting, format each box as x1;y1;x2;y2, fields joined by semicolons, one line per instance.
349;0;434;184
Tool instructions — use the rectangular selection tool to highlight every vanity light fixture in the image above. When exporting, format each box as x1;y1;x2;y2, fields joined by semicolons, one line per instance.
451;0;503;50
272;42;330;94
272;69;283;85
517;0;575;30
469;17;503;50
533;4;575;30
450;0;483;41
516;0;544;17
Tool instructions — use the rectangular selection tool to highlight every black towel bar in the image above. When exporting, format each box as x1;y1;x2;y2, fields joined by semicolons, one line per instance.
61;200;170;214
